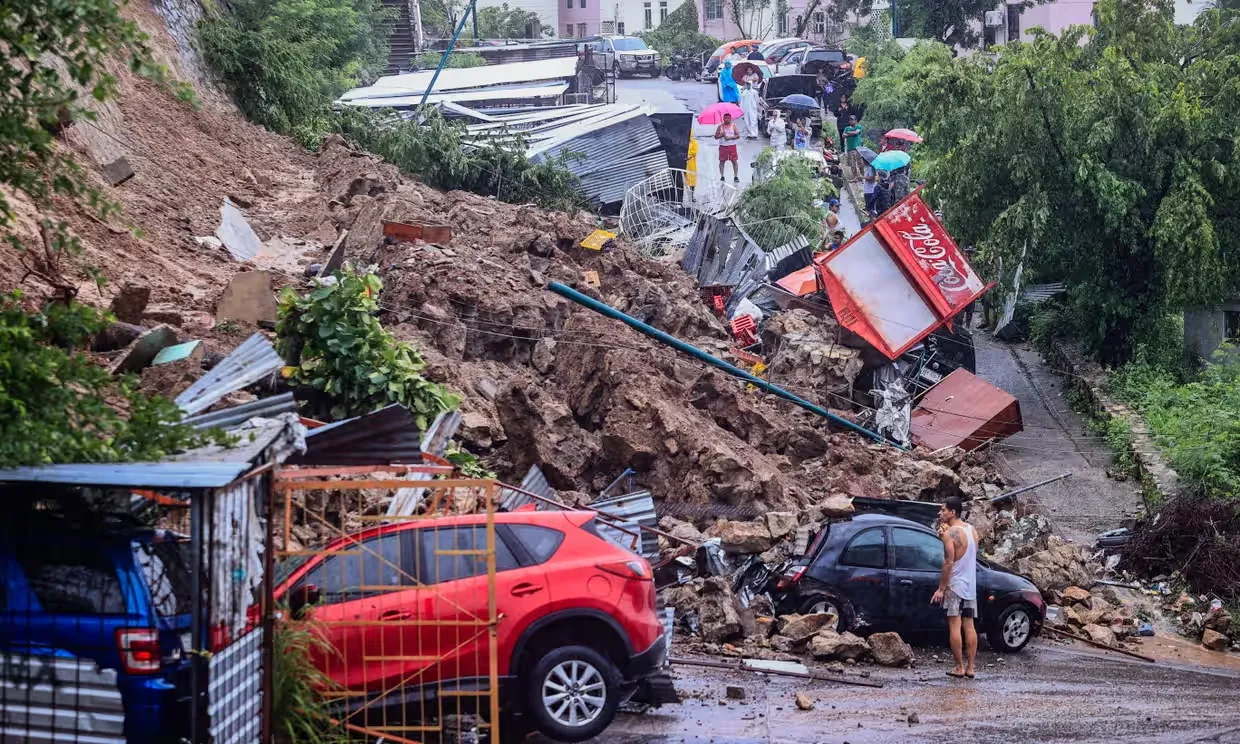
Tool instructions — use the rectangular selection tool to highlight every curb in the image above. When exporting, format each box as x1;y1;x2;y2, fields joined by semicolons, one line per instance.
1045;339;1181;507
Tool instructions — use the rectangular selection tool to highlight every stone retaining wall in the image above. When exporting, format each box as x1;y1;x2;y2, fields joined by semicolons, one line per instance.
1045;340;1181;506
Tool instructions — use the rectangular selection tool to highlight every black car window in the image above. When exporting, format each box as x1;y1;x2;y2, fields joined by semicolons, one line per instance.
298;532;408;603
424;526;519;584
507;524;565;564
840;527;886;569
16;541;127;615
892;528;944;572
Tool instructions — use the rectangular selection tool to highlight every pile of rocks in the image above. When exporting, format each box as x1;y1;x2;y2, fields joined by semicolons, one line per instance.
1170;594;1236;652
1045;585;1140;647
989;512;1097;594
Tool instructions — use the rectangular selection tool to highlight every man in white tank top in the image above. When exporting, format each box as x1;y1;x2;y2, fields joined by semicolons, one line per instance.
932;496;978;679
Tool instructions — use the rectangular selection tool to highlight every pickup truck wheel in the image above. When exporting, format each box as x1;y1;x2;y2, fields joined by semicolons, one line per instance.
526;645;621;742
799;592;856;634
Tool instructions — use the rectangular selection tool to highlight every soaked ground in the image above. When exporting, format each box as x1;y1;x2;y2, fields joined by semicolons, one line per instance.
584;641;1240;744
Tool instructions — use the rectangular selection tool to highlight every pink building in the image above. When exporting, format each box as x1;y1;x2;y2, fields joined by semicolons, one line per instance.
561;0;602;37
695;0;884;47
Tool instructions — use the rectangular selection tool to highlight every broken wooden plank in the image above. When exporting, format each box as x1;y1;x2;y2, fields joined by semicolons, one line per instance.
1045;626;1156;663
383;220;451;244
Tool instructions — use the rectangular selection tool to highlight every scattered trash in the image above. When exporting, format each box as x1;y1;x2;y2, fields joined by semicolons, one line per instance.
1138;623;1155;637
794;692;815;711
580;228;616;250
725;685;746;700
216;198;263;261
151;340;203;366
382;219;452;244
583;270;601;288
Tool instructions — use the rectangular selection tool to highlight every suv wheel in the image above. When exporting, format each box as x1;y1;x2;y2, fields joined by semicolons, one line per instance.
799;592;857;634
988;604;1035;652
527;645;621;742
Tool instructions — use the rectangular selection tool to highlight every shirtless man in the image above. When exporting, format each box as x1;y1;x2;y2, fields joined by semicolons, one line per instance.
932;496;979;679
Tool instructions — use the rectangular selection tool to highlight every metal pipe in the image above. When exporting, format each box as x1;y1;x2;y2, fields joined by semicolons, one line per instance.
668;656;884;688
990;472;1073;503
547;281;896;447
418;0;479;109
1044;626;1155;663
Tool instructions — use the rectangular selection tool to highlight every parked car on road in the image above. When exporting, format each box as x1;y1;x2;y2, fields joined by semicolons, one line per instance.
0;514;195;744
773;514;1045;652
274;510;667;742
587;35;662;77
758;37;811;65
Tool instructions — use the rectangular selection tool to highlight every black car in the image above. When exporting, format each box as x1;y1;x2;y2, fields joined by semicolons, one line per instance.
773;514;1044;652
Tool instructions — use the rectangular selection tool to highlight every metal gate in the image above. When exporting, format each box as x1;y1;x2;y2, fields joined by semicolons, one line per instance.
269;468;501;743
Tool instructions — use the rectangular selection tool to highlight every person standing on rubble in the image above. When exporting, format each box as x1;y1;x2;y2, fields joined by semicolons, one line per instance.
714;112;741;182
933;496;979;680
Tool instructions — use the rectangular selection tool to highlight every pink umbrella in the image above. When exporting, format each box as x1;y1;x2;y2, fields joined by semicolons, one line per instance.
885;128;924;143
698;102;744;125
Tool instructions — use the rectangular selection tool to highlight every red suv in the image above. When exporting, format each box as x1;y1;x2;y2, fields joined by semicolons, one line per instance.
273;510;666;742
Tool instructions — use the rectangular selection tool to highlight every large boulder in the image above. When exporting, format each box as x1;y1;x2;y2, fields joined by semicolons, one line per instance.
708;519;774;554
659;516;706;544
1061;586;1092;605
765;511;800;540
868;632;914;667
1202;628;1229;652
776;613;837;645
1014;544;1093;594
664;577;750;643
1083;623;1116;647
809;629;870;661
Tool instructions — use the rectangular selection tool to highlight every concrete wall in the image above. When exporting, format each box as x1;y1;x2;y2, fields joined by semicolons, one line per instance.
1185;301;1240;364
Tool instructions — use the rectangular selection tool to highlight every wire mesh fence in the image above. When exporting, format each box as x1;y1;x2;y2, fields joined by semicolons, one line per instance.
619;168;739;259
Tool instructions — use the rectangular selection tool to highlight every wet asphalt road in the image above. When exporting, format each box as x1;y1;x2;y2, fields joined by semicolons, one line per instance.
589;641;1240;744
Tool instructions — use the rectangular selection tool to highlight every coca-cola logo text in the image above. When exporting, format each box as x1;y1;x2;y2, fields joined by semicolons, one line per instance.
898;221;967;291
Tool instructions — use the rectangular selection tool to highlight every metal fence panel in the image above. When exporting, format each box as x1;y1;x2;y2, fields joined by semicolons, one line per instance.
0;654;127;744
208;629;264;744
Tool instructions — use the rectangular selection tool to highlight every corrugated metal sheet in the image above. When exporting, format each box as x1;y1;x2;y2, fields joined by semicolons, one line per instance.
910;368;1023;451
183;392;297;430
285;404;422;466
208;629;264;744
1023;282;1067;302
340;57;578;102
500;464;554;511
592;490;657;556
343;82;569;108
0;461;250;489
386;410;463;517
582;150;671;205
175;334;283;416
453;42;579;65
0;653;127;743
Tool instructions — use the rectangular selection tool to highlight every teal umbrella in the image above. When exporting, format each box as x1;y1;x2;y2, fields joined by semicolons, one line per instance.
872;150;911;171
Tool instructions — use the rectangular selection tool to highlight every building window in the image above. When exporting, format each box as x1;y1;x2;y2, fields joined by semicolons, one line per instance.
644;1;652;28
602;20;614;33
580;0;585;8
1226;310;1240;341
1006;4;1022;41
566;23;573;36
617;21;625;34
659;0;668;22
705;0;723;20
778;12;788;34
813;11;825;34
566;0;572;7
577;22;587;36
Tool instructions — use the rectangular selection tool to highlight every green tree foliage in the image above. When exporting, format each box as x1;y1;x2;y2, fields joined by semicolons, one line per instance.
1110;355;1240;498
861;0;1240;364
895;0;1039;48
0;295;223;467
414;51;487;68
737;154;828;250
475;4;549;38
276;267;459;425
850;41;951;141
197;0;390;146
641;1;721;57
335;107;586;211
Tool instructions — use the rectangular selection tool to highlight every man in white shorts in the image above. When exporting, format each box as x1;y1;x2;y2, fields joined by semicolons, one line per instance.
932;496;978;679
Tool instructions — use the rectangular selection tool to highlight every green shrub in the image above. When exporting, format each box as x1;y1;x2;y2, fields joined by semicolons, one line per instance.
198;0;391;146
276;267;459;425
271;620;345;744
0;295;226;467
415;51;486;69
736;155;825;251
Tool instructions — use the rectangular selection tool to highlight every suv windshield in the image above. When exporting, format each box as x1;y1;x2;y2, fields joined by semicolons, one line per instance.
613;38;649;51
807;49;846;62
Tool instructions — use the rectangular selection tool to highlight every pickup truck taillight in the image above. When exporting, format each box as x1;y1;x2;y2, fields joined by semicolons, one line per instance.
775;565;807;591
116;628;161;674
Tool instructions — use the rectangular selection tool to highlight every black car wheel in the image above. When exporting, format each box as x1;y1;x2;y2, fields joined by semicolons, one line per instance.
798;592;857;634
988;604;1035;652
526;645;621;742
667;65;682;81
